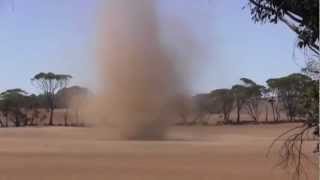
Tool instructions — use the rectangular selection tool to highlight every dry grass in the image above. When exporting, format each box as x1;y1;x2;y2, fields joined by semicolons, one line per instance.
0;123;317;180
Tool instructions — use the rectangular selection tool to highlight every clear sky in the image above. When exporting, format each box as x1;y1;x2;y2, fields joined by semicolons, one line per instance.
0;0;304;94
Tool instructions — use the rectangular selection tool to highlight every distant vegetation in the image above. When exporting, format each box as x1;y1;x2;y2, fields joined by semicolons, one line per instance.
181;73;318;126
0;72;91;127
180;72;319;179
32;72;73;126
0;72;317;129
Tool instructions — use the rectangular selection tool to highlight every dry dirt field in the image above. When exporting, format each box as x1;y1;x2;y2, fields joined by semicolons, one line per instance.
0;124;318;180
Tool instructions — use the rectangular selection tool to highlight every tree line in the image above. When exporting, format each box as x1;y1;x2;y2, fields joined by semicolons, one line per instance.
0;72;91;127
183;73;318;126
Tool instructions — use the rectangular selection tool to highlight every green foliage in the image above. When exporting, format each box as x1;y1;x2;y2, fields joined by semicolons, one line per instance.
192;74;316;125
232;78;265;122
267;73;314;121
240;78;257;86
302;60;320;79
193;93;215;114
0;89;28;109
232;84;248;123
31;72;72;125
244;78;264;121
0;89;29;127
210;89;234;122
32;72;72;81
32;72;72;96
303;79;319;126
247;0;319;54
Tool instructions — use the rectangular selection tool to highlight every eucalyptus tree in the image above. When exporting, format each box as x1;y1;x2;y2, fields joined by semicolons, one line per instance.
266;73;318;179
246;0;319;55
245;1;319;177
231;78;263;123
210;89;234;123
241;78;265;122
0;89;28;127
24;94;42;126
267;73;312;121
231;84;247;124
32;72;72;125
265;85;281;122
303;79;319;126
56;86;90;126
192;94;212;125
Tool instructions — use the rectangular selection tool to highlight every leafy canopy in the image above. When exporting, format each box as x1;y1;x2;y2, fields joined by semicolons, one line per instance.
31;72;72;96
247;0;319;54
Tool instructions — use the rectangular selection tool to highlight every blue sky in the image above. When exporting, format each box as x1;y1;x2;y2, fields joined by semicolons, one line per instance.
0;0;304;94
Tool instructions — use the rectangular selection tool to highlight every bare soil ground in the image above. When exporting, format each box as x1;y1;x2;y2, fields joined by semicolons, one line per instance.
0;124;317;180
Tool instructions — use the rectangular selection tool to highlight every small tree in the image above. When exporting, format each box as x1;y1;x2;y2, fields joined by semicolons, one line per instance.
261;87;271;122
192;94;212;125
232;85;247;124
210;89;234;123
244;85;264;122
265;88;281;122
24;94;42;126
231;78;263;123
31;72;72;126
56;86;90;126
235;78;264;122
0;89;28;127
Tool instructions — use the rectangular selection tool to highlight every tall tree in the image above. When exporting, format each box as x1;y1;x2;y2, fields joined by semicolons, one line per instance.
265;86;282;122
241;78;265;122
31;72;72;126
232;84;248;124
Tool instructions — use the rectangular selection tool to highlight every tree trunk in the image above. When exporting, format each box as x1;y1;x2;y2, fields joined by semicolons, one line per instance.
202;114;209;126
15;115;20;127
48;108;54;126
30;117;34;126
289;114;294;121
192;113;202;125
253;116;257;122
75;108;80;126
179;113;187;125
5;115;8;127
265;105;268;122
224;112;230;123
30;111;35;126
277;110;281;121
64;108;69;126
236;106;241;124
271;103;276;122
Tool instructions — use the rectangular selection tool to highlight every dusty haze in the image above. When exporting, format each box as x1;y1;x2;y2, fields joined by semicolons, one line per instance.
83;0;192;139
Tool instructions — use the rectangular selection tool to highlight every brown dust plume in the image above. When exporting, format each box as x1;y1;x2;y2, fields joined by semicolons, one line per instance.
85;0;191;140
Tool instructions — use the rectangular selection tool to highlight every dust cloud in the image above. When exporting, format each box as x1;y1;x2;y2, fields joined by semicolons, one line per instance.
83;0;194;140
